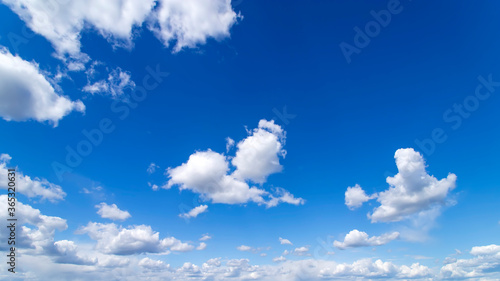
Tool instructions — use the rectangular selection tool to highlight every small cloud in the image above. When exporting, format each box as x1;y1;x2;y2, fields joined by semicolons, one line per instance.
279;237;293;245
237;245;252;252
196;242;207;250
147;163;160;174
333;230;400;250
200;234;212;241
95;202;131;221
148;182;159;191
273;256;286;262
226;137;235;152
179;205;208;219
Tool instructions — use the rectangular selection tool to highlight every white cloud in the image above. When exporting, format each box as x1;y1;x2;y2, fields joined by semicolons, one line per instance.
139;257;170;271
196;242;207;251
237;245;252;252
165;120;303;207
279;237;293;245
83;67;135;98
149;0;241;52
364;148;457;223
344;149;456;226
333;230;400;250
0;49;84;125
2;0;239;68
0;153;66;201
147;163;160;174
226;137;235;152
2;0;156;59
440;244;500;279
345;184;375;210
265;187;305;208
53;240;97;265
200;234;212;241
76;222;194;255
292;246;310;256
148;182;159;191
273;256;286;262
232;120;286;184
179;205;208;219
95;203;131;221
8;249;500;280
470;244;500;256
0;195;67;253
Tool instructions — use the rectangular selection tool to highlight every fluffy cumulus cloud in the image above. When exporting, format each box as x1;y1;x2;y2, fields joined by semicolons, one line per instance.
1;0;155;60
345;148;457;223
369;148;457;222
76;222;194;255
0;153;66;201
345;184;375;210
0;49;85;125
179;205;208;219
149;0;241;52
4;243;500;280
95;202;131;221
0;195;67;252
333;229;400;250
440;244;500;279
165;120;304;207
2;0;240;63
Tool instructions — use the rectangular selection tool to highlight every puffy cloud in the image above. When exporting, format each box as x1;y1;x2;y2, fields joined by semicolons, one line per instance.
292;246;310;256
470;244;500;256
165;120;303;207
232;120;286;184
9;250;500;280
0;49;84;125
345;184;375;210
149;0;241;52
0;153;66;201
333;230;400;250
196;242;207;251
53;240;97;265
237;245;252;252
279;237;293;245
179;205;208;219
2;0;156;59
139;257;170;271
440;244;500;279
357;148;456;223
2;0;239;66
76;222;193;255
345;149;456;224
0;195;67;253
273;256;286;262
95;203;131;221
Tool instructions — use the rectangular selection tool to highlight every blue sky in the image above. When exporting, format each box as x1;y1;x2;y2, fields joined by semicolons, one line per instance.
1;0;500;280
